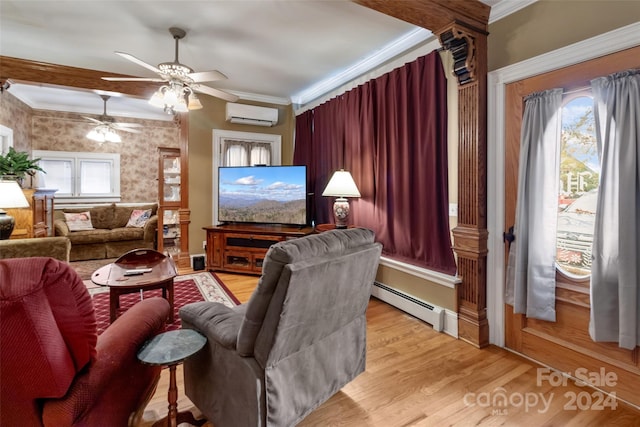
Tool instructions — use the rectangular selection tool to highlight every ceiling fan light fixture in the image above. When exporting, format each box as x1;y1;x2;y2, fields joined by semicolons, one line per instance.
149;89;166;108
105;128;122;143
187;92;203;110
149;79;203;114
86;128;104;142
87;124;121;143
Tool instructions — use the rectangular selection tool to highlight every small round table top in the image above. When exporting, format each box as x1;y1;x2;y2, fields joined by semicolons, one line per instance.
137;329;207;366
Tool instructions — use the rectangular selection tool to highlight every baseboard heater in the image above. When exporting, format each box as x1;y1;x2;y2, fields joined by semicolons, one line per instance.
372;281;444;332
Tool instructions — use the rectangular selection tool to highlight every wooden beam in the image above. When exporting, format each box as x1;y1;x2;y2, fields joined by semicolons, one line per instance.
0;55;158;99
353;0;490;34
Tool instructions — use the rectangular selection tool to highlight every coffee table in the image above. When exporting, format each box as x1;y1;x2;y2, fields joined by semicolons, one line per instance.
91;249;177;323
137;329;208;427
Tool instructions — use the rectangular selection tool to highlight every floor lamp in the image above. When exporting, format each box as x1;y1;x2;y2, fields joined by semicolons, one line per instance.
322;170;361;229
0;180;30;240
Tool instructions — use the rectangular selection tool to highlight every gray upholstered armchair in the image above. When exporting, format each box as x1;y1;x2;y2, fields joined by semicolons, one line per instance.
179;228;382;427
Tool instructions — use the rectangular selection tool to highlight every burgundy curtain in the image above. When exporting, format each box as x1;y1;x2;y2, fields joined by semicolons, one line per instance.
294;51;456;275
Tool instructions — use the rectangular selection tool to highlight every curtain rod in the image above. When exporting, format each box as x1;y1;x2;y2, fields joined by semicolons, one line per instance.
563;85;591;96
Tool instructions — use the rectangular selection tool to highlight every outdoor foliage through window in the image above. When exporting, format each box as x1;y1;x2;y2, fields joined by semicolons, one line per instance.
556;95;599;278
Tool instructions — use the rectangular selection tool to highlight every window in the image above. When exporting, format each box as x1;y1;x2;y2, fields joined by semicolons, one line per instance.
33;150;121;203
555;95;599;278
222;140;272;166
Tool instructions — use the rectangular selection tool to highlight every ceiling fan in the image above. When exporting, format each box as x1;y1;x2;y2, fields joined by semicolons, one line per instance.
83;94;142;142
102;27;239;112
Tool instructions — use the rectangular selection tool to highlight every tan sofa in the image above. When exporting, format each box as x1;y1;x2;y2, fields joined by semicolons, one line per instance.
54;203;157;262
0;236;71;262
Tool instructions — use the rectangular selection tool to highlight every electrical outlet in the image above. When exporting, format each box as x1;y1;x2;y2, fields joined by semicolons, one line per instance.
449;203;458;217
202;240;207;249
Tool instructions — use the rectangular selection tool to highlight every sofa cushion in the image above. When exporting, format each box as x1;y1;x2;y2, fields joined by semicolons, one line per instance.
64;211;94;231
62;204;115;229
137;203;158;217
112;206;134;229
112;204;157;229
126;209;152;228
89;204;116;229
66;229;111;245
108;227;145;242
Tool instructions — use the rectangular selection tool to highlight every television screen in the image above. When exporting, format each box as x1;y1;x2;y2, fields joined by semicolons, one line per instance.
218;165;307;226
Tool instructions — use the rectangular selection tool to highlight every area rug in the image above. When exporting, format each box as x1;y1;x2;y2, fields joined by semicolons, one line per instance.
71;258;117;280
90;272;239;334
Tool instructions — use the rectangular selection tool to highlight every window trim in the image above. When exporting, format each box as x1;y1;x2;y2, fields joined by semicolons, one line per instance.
33;150;121;203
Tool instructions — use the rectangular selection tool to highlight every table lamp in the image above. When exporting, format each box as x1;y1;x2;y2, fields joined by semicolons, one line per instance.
0;180;30;240
322;169;361;229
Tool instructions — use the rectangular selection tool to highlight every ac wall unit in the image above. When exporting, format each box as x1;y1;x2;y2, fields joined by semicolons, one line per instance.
225;103;278;127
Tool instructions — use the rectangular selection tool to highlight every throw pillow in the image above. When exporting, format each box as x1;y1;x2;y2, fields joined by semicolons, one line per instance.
126;209;152;228
64;211;94;231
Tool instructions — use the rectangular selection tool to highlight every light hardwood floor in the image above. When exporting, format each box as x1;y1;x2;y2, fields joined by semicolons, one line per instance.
138;271;640;426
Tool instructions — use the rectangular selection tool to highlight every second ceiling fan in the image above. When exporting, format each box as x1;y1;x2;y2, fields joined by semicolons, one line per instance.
102;27;238;113
84;94;142;143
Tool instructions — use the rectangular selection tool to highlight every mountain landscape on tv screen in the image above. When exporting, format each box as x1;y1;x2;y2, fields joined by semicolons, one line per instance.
219;195;306;225
218;167;307;225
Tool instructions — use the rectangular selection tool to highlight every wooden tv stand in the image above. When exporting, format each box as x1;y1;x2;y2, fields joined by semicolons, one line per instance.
203;224;315;275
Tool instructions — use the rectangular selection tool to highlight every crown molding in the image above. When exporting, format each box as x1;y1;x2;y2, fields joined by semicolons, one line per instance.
488;0;538;23
233;90;291;106
291;27;432;106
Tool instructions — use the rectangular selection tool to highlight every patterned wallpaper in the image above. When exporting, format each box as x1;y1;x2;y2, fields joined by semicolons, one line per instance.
0;91;180;203
0;92;32;152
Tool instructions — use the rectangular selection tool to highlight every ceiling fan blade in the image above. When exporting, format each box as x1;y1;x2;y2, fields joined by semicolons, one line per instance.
115;51;162;74
113;122;143;128
194;85;239;102
188;70;227;83
82;116;104;125
115;126;142;134
102;77;165;82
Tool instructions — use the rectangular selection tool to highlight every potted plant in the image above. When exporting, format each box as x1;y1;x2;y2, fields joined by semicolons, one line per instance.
0;147;45;187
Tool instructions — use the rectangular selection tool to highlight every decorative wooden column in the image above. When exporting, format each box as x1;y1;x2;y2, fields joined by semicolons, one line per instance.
439;25;489;348
352;0;490;348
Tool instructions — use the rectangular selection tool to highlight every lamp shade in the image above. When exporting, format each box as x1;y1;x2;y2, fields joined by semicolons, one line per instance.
322;170;361;198
0;180;29;209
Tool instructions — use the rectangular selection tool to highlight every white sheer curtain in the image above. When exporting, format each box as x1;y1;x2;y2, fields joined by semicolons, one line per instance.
505;88;563;322
223;140;249;166
589;69;640;350
222;140;272;166
250;143;271;165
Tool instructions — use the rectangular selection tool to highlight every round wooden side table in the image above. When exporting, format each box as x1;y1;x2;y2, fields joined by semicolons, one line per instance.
137;329;207;427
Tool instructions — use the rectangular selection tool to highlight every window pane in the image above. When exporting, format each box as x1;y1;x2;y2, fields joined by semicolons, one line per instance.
556;96;599;278
80;160;112;194
39;158;73;194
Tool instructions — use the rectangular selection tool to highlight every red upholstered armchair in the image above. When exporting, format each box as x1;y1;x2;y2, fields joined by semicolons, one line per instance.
0;257;170;427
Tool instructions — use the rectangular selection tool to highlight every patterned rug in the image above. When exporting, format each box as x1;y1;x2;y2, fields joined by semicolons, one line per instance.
71;258;117;280
89;272;239;334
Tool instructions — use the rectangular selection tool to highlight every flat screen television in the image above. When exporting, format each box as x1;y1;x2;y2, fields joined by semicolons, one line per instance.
218;165;307;226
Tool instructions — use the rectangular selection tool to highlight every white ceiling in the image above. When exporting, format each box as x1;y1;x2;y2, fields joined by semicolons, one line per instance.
1;0;531;121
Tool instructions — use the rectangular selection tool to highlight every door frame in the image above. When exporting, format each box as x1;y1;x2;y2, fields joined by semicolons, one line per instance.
486;22;640;347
